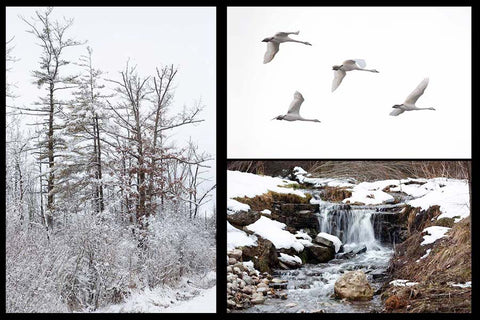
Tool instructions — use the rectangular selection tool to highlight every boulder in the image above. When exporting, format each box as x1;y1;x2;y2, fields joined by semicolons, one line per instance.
334;270;374;301
241;236;279;273
272;204;320;231
314;234;335;249
227;210;261;227
228;248;243;261
278;253;302;269
305;244;335;263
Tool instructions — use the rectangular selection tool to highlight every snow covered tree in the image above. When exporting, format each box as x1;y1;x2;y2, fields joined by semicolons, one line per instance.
57;47;109;215
20;7;84;229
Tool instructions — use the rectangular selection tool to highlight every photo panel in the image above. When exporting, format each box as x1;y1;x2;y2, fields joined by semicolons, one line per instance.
227;7;471;159
226;160;471;313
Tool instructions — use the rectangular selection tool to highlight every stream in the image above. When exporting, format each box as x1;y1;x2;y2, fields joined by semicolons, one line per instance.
237;197;398;313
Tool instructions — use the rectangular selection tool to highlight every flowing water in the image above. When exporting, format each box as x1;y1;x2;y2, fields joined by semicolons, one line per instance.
238;201;395;313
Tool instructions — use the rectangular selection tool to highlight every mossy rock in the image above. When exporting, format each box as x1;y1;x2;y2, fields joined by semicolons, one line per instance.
434;217;456;228
320;187;352;202
233;191;312;213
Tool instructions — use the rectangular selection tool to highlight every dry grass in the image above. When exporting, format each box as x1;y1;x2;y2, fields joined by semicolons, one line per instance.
384;216;471;313
227;161;471;182
320;187;352;202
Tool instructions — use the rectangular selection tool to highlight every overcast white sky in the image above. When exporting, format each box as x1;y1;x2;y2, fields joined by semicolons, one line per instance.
6;7;216;210
227;7;471;158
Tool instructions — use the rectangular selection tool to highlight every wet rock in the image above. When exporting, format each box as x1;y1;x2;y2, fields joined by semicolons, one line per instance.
306;243;335;263
242;236;279;273
228;248;243;261
251;293;265;305
334;270;374;301
272;203;320;231
278;254;303;269
353;245;367;255
269;278;288;289
227;210;261;227
314;234;335;249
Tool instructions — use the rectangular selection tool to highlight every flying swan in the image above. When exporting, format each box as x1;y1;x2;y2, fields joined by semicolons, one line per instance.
262;31;312;64
331;59;379;92
390;78;435;116
272;91;321;123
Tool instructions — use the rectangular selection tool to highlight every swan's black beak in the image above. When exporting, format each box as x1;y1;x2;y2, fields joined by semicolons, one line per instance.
262;38;269;42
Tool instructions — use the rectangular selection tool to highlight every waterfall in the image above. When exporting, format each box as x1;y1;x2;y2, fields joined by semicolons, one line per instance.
317;203;380;250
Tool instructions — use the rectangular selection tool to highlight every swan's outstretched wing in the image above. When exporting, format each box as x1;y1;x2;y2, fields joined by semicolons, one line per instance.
389;108;405;116
342;60;358;68
264;41;280;64
332;69;346;92
287;91;304;115
275;31;299;37
353;59;366;68
404;78;429;105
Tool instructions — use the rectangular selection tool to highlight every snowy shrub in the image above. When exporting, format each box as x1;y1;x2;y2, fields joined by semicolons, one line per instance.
6;205;215;312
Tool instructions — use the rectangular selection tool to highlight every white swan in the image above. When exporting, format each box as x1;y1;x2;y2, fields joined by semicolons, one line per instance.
390;78;435;116
262;31;312;64
331;59;379;92
272;91;320;123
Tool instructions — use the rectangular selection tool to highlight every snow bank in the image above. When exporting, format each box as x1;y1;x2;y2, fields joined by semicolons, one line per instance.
261;209;272;215
246;216;304;252
166;286;216;313
405;178;470;222
343;188;394;205
317;232;342;253
97;283;215;313
227;198;250;213
227;222;258;251
421;226;451;246
227;170;305;200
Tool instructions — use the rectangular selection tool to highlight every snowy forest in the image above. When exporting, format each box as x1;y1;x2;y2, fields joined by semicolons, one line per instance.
6;7;216;312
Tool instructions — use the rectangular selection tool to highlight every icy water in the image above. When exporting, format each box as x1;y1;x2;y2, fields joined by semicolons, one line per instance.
240;245;393;313
237;201;395;313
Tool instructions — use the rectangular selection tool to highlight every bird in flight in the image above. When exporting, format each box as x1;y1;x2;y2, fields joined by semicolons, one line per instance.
390;78;435;116
272;91;321;123
331;59;379;92
262;31;312;64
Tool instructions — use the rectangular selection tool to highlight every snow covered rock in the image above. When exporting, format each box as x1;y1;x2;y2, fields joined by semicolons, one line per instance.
245;216;305;252
334;270;374;301
315;232;342;253
278;253;302;269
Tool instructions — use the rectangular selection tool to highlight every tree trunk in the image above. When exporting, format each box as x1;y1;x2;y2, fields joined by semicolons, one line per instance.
95;114;104;212
46;84;55;228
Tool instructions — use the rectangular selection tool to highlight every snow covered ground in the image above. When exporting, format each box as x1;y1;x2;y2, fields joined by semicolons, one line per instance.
95;275;216;313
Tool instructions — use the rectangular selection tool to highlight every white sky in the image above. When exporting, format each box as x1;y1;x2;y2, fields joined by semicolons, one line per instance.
227;7;471;158
6;7;216;211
